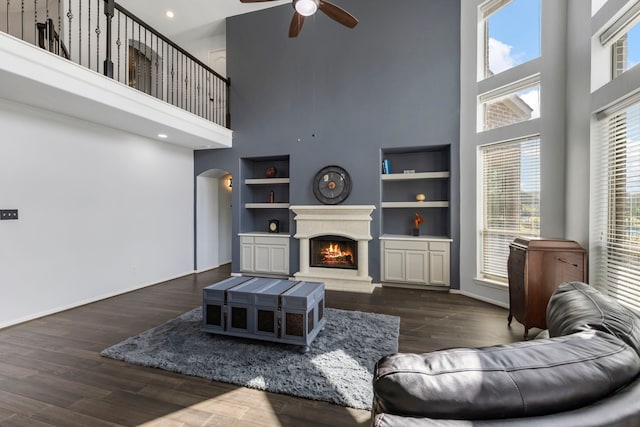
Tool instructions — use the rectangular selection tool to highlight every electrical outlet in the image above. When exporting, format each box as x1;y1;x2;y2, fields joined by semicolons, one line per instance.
0;209;18;220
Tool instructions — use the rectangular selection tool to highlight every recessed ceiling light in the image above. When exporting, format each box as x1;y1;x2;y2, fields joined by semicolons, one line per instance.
158;133;168;139
165;10;174;19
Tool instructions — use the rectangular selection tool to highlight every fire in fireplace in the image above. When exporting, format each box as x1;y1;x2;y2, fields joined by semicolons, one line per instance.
310;235;357;270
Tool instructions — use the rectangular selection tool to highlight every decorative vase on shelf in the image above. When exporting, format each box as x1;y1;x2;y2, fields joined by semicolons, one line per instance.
269;190;275;203
265;167;277;178
416;193;426;202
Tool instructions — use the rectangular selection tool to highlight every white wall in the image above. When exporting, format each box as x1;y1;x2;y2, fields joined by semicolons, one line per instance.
0;98;194;328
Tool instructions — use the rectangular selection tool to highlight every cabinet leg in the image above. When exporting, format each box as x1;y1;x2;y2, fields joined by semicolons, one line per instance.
507;314;513;326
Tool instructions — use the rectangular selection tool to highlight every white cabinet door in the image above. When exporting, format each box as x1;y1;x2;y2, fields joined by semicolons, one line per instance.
270;245;289;274
254;244;272;273
405;250;428;283
428;242;450;286
383;249;405;282
240;242;254;272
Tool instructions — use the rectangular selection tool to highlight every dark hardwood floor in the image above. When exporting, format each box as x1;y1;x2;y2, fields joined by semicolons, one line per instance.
0;265;523;426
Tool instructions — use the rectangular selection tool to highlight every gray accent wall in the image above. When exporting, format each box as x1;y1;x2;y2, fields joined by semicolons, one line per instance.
194;0;461;285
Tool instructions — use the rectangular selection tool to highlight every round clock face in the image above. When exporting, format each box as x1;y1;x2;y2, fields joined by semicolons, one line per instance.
313;165;352;205
269;222;277;231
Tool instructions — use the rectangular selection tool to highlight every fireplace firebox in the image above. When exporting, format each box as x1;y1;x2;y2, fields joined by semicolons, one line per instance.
310;235;357;270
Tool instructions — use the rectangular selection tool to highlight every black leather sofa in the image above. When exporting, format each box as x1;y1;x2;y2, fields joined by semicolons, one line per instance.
372;282;640;426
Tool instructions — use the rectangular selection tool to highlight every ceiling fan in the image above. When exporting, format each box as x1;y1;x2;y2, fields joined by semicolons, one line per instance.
240;0;358;38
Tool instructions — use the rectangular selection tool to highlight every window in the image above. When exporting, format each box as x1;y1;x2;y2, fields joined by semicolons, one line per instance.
479;0;541;80
480;137;540;281
593;99;640;311
599;1;640;79
478;76;540;131
611;22;640;78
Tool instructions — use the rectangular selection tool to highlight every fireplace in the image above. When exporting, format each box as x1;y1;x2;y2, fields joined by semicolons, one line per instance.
290;205;375;292
310;235;357;270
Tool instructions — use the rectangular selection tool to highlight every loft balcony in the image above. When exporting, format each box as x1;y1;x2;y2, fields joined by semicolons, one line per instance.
0;0;232;149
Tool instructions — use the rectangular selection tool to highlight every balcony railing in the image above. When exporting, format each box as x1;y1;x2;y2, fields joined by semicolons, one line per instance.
1;0;230;128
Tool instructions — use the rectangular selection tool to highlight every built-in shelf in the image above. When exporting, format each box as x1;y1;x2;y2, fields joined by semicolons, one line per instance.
380;234;452;242
381;171;449;181
380;145;451;237
245;178;291;185
245;203;290;209
381;201;449;208
240;155;291;235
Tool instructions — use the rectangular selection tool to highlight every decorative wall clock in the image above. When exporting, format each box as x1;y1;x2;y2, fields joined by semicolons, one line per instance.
313;165;351;205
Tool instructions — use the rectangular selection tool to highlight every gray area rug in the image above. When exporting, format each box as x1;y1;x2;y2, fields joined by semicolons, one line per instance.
101;307;399;410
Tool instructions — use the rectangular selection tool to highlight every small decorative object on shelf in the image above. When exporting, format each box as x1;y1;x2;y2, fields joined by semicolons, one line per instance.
269;190;275;203
268;219;280;233
265;166;277;178
412;212;424;236
416;193;426;202
403;169;415;174
382;159;391;174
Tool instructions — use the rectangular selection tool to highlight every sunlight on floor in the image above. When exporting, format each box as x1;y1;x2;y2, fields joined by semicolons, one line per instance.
136;386;370;426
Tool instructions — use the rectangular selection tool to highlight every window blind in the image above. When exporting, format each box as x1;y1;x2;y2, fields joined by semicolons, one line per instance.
481;137;540;281
592;102;640;312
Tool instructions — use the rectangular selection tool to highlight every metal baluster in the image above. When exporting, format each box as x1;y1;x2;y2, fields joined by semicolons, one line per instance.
57;0;61;56
144;26;147;94
66;0;72;59
87;0;90;69
21;0;24;41
34;0;37;48
95;0;100;73
116;8;120;81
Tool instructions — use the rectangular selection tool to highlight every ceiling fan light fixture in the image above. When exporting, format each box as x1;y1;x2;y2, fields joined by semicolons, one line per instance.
294;0;318;17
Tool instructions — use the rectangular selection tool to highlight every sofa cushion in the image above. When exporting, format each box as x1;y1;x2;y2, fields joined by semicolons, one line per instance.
372;330;640;420
547;282;640;356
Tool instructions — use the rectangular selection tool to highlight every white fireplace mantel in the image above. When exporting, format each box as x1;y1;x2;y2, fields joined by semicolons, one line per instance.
290;205;376;292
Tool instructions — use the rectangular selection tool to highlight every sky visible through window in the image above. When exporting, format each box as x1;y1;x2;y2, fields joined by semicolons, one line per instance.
487;0;541;75
627;23;640;70
486;0;541;119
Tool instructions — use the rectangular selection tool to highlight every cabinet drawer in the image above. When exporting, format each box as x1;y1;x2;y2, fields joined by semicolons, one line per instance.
240;236;254;244
429;241;449;252
254;236;288;246
384;240;428;251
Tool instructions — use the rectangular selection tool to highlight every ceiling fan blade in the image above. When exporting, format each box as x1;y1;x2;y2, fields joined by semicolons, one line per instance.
318;0;358;29
289;12;305;37
239;0;279;3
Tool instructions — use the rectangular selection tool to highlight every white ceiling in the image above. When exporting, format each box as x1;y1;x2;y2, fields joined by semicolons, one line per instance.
117;0;290;42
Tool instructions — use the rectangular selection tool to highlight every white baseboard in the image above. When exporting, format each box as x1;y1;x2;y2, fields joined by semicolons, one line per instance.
449;289;509;309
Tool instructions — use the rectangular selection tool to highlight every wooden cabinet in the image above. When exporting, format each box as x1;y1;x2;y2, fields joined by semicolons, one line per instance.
381;236;451;287
507;237;587;339
239;233;290;276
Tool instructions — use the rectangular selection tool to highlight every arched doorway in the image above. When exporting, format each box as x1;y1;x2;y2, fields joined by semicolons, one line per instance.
196;169;232;272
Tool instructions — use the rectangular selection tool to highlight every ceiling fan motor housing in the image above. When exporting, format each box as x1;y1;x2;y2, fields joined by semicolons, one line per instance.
294;0;319;17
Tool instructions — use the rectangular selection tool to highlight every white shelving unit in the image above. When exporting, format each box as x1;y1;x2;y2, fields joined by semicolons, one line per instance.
245;178;291;185
381;201;449;208
245;203;290;209
380;171;449;181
